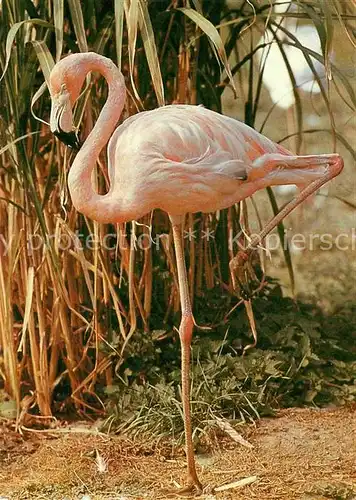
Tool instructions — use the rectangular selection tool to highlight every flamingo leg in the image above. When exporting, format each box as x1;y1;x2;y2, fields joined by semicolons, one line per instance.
170;215;203;495
231;153;343;273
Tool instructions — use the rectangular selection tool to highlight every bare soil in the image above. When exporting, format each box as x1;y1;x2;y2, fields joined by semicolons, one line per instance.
0;406;355;500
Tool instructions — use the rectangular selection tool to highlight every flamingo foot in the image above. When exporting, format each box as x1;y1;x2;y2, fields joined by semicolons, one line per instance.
175;479;203;497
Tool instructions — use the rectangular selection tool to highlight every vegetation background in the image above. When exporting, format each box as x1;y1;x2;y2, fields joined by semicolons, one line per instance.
0;0;355;440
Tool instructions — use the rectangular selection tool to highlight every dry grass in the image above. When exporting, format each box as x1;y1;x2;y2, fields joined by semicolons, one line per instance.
0;406;355;499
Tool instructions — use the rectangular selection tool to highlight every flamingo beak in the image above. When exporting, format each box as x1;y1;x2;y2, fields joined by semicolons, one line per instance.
50;87;81;150
53;128;81;150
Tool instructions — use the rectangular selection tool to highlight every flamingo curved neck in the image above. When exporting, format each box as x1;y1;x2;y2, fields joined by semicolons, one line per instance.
67;54;128;223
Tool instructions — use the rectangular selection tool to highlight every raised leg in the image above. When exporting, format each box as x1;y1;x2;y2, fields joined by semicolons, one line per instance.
170;215;203;495
231;153;344;271
250;153;343;248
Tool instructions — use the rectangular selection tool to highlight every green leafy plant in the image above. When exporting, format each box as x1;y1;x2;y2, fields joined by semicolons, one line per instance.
102;281;356;439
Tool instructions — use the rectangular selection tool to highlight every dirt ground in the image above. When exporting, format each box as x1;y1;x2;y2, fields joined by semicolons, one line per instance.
0;406;355;500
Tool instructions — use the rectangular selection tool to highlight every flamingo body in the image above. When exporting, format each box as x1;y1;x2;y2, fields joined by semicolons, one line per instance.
105;104;291;218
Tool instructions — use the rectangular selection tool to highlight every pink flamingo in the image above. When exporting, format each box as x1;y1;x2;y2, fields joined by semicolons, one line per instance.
49;52;343;494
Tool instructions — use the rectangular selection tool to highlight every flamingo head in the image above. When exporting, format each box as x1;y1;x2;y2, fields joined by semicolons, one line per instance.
49;54;87;150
